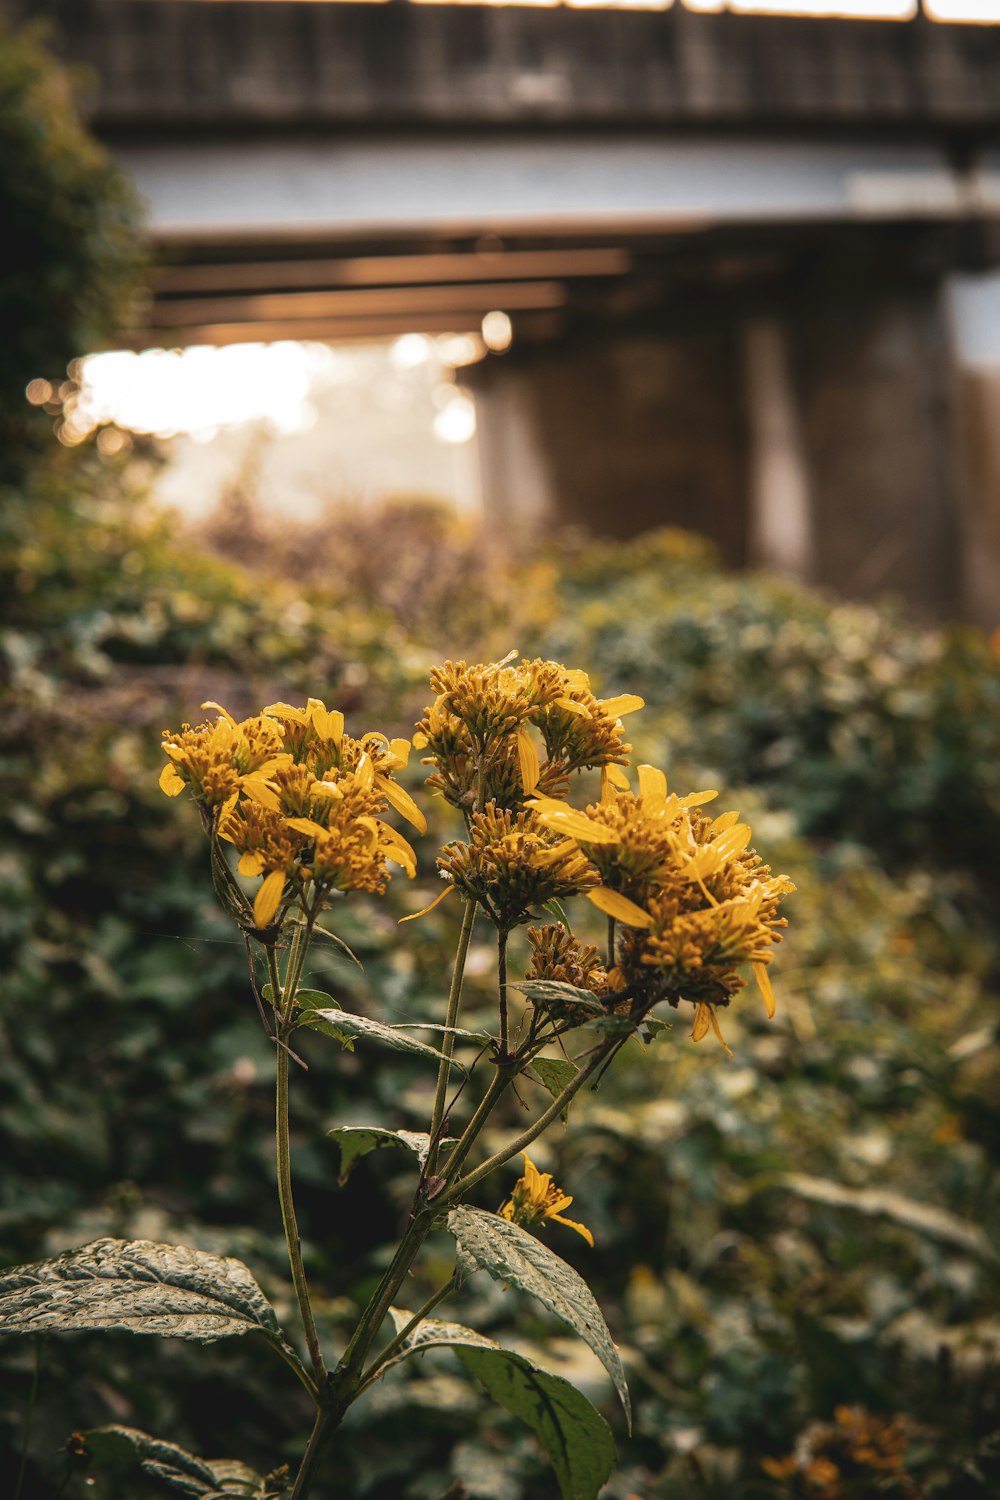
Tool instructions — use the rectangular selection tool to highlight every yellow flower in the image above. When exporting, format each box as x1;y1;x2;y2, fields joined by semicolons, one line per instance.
159;704;288;810
531;767;794;1040
414;654;641;814
499;1152;594;1247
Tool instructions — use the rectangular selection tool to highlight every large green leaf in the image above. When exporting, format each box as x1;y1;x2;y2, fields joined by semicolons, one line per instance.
328;1126;455;1186
295;1008;463;1068
447;1206;630;1427
382;1313;615;1500
0;1239;284;1345
81;1425;272;1497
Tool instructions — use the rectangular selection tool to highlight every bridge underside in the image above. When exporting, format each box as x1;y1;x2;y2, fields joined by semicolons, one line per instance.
17;0;999;623
122;133;1000;345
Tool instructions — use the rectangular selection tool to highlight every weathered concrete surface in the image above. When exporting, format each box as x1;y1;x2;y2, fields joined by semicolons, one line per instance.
470;327;749;567
8;0;1000;134
471;280;966;621
793;282;962;616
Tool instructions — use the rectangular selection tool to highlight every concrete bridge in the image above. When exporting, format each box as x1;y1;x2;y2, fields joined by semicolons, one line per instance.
12;0;1000;622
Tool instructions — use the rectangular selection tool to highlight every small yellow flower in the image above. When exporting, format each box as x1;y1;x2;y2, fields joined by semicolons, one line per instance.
499;1152;594;1247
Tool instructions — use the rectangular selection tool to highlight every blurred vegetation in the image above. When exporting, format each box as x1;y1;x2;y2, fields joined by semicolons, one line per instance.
2;459;998;1499
0;19;143;472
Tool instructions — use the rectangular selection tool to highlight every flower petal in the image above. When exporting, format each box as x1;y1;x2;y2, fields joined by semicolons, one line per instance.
377;774;427;835
517;728;540;794
550;1213;595;1248
398;884;457;923
587;887;653;928
158;762;185;796
708;1005;735;1059
254;870;285;927
200;700;236;723
241;776;281;813
691;1003;711;1043
599;694;644;718
753;961;777;1019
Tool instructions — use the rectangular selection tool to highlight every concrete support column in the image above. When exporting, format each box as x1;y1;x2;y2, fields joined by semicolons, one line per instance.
792;282;961;618
470;328;748;564
743;318;815;580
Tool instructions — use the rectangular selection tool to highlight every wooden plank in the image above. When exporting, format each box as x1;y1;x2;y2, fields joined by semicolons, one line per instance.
151;279;569;327
154;247;632;294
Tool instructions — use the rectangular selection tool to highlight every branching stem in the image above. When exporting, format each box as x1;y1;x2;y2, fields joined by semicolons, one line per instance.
426;896;477;1174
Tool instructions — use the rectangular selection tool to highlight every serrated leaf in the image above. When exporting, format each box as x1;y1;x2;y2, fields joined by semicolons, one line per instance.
295;1009;464;1069
0;1239;283;1345
393;1022;490;1045
513;980;604;1013
81;1425;267;1497
529;1057;579;1122
380;1314;615;1500
328;1127;456;1186
642;1018;672;1041
447;1207;630;1428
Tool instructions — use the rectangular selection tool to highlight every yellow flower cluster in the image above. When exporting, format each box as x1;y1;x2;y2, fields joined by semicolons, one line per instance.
437;806;597;930
414;654;642;814
529;766;794;1052
160;698;422;930
499;1151;593;1247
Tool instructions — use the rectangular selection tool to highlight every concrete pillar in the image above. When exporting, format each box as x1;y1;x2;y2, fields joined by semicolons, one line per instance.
791;283;962;618
743;318;815;580
470;328;748;565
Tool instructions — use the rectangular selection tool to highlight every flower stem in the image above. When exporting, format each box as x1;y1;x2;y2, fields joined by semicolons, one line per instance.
497;926;510;1059
276;1043;327;1388
438;1041;613;1208
268;941;327;1390
356;1271;458;1395
426;896;477;1174
289;1407;334;1500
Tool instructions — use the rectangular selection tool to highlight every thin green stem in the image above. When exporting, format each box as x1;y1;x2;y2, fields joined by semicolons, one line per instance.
438;1066;510;1184
497;926;510;1059
289;1407;334;1500
13;1336;43;1500
276;1043;327;1387
356;1271;458;1395
426;896;477;1175
438;1041;613;1208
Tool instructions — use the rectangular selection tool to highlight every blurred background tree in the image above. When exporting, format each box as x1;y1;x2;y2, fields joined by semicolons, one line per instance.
0;17;143;474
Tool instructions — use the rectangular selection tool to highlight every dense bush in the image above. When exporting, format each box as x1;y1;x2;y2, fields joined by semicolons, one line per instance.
2;470;998;1498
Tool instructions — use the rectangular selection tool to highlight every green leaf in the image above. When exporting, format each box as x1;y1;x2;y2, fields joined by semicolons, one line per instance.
513;980;604;1013
380;1314;615;1500
543;898;572;930
295;988;343;1011
529;1057;579;1121
295;1009;464;1069
328;1126;456;1186
81;1424;269;1497
641;1018;672;1042
393;1022;491;1045
447;1206;630;1428
0;1238;284;1345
